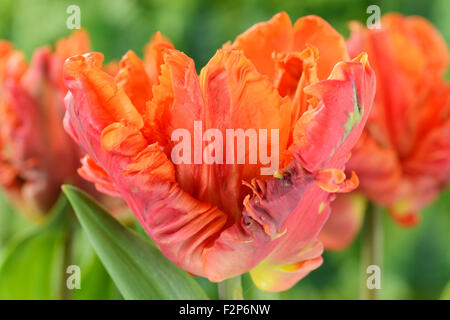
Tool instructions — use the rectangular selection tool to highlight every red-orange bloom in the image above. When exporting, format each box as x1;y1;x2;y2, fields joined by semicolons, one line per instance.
345;14;450;226
63;13;375;291
0;30;93;218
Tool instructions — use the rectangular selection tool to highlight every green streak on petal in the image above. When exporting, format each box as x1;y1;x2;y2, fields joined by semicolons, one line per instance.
271;228;287;240
343;83;364;142
273;171;283;179
328;82;364;159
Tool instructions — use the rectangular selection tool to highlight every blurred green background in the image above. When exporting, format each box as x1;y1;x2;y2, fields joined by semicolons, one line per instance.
0;0;449;300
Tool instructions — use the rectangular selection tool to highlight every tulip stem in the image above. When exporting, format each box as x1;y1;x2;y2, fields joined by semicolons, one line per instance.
361;202;383;300
218;276;244;300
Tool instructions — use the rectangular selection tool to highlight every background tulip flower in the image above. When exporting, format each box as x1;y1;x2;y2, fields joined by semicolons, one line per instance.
0;30;98;218
343;14;450;227
318;193;366;251
63;13;375;292
0;41;26;191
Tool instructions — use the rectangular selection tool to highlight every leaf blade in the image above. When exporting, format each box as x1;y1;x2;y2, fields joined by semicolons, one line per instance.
0;195;71;299
62;185;208;300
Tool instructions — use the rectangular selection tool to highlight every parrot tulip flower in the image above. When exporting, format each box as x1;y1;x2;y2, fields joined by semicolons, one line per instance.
0;30;95;218
344;14;450;227
63;12;375;291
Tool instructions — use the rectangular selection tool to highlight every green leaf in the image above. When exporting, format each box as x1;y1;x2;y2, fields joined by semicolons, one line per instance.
0;194;71;299
71;252;122;300
0;191;16;251
70;226;122;300
62;185;209;300
0;190;34;256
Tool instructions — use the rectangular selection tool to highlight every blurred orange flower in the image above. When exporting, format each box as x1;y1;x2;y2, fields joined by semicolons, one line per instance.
343;14;450;227
0;30;94;218
63;13;375;291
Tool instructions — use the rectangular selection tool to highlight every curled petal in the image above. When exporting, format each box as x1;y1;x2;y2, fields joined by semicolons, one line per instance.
64;52;144;132
316;169;359;193
78;155;120;197
247;180;336;292
274;45;319;127
122;143;176;184
292;15;349;79
230;13;349;82
202;162;322;281
144;31;175;84
146;49;204;151
115;50;153;115
52;29;91;91
230;12;292;82
291;54;375;171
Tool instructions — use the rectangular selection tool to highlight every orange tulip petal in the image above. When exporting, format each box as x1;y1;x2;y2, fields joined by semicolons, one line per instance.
291;54;376;172
64;52;144;132
316;169;359;193
78;155;120;197
382;14;448;78
230;12;292;82
55;29;90;61
197;48;291;218
292;15;349;79
146;49;204;147
274;45;319;127
144;31;175;85
115;50;153;115
101;121;148;156
52;29;91;91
